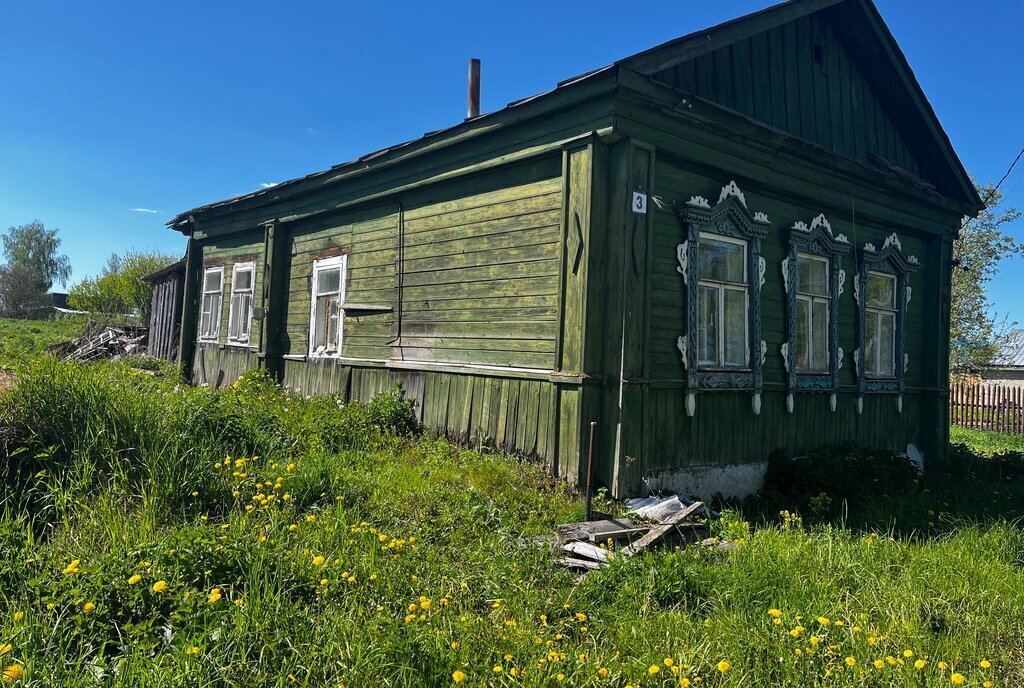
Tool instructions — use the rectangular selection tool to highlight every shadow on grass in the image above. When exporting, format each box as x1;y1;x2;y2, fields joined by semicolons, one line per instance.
733;442;1024;537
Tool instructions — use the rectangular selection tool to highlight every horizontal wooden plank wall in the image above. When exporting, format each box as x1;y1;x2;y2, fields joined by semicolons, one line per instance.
201;236;266;349
280;360;559;461
397;157;564;370
284;204;399;361
650;13;922;178
629;153;934;478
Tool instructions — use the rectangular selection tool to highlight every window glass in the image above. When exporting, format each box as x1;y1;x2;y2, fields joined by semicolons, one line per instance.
199;267;223;340
796;299;810;370
310;258;345;355
866;272;896;308
810;299;828;371
797;256;829;296
878;312;895;376
697;284;718;365
699;238;745;283
228;264;254;343
723;288;747;367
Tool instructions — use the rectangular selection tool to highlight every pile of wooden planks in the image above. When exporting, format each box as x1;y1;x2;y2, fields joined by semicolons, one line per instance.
556;501;709;572
49;321;148;361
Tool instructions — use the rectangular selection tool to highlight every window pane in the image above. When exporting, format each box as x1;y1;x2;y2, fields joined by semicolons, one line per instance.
204;269;222;293
879;312;895;376
239;294;251;338
317;267;341;296
723;288;747;366
697;285;718;365
811;299;828;371
865;310;879;375
699;238;744;283
200;303;212;338
867;273;896;308
796;298;810;370
234;267;253;291
797;256;829;296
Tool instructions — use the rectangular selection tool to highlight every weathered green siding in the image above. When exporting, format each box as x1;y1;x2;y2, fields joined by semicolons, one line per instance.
603;69;955;495
191;235;265;387
650;12;922;177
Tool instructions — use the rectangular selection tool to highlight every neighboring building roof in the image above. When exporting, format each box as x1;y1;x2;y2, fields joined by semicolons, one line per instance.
991;330;1024;368
168;0;982;232
144;258;187;283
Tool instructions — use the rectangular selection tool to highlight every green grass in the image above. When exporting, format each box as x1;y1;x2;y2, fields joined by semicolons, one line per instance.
950;426;1024;455
0;315;89;367
0;359;1022;686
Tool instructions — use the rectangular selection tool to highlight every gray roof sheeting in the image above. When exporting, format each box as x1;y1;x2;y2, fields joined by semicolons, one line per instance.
992;330;1024;368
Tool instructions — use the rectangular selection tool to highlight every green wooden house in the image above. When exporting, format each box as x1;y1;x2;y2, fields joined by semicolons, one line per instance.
167;0;981;498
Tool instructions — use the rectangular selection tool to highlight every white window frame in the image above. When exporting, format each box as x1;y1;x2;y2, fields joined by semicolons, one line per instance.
226;261;255;345
696;232;749;369
308;255;347;358
865;270;898;378
795;253;830;373
198;266;224;342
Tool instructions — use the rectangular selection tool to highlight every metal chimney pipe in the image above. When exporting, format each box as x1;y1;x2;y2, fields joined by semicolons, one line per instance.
467;58;481;119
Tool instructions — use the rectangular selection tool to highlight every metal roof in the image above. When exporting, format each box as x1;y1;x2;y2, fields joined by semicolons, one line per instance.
167;0;980;232
992;329;1024;368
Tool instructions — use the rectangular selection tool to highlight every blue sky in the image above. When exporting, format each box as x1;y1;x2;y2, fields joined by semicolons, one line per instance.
2;1;1022;319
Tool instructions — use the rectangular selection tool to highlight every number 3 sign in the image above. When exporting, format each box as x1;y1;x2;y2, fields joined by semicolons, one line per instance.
631;190;648;215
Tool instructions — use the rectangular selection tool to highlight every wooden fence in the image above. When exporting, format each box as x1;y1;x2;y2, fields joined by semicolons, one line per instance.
950;382;1024;434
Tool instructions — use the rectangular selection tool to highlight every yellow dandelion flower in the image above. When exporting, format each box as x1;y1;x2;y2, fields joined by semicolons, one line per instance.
0;645;11;657
817;617;831;627
306;515;316;523
951;673;966;685
82;602;96;614
717;661;731;673
312;555;326;566
2;664;23;683
648;665;661;675
915;660;927;670
575;613;587;622
152;580;169;594
185;646;200;655
873;660;885;669
845;657;857;667
984;682;994;688
768;608;783;617
597;668;609;678
128;574;142;585
980;660;991;669
680;679;691;687
903;650;915;659
63;559;81;575
664;658;675;667
452;670;467;683
938;662;949;670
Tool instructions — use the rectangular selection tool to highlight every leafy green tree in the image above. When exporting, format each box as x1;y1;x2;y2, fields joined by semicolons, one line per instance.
950;182;1023;372
0;221;72;316
68;250;179;321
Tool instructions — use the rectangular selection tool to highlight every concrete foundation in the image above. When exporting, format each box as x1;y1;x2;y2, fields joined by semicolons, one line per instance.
641;462;769;501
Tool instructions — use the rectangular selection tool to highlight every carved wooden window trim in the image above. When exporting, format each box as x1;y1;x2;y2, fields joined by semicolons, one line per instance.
676;180;770;417
853;233;918;413
781;214;850;413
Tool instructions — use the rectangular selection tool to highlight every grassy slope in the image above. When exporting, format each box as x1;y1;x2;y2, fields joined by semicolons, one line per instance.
0;315;88;367
0;360;1021;687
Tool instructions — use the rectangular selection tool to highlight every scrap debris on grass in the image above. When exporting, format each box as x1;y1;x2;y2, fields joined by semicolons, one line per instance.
48;321;148;361
552;495;730;573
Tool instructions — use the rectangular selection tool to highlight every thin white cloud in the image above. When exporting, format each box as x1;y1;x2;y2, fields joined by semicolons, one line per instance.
260;182;278;189
132;208;160;213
